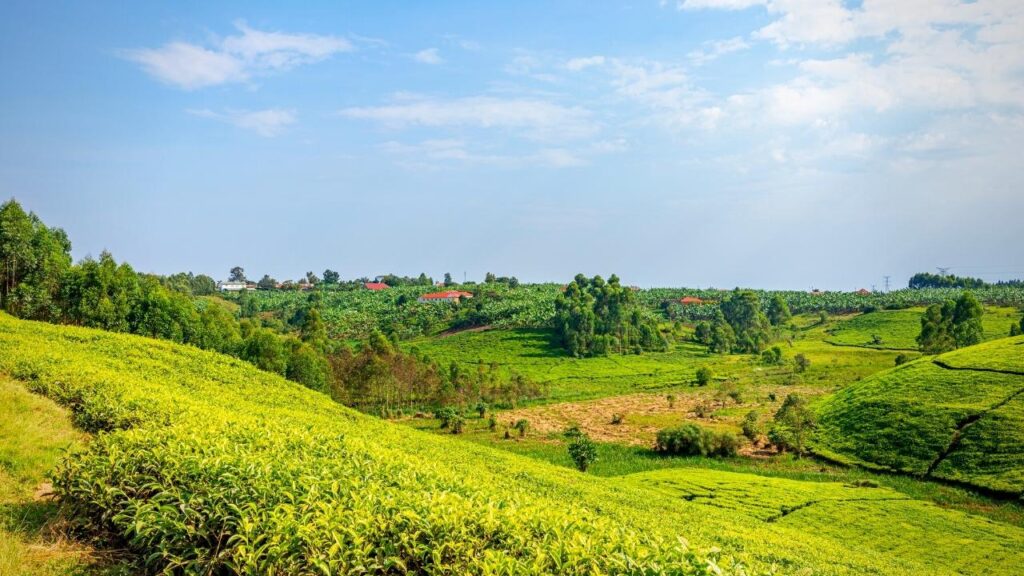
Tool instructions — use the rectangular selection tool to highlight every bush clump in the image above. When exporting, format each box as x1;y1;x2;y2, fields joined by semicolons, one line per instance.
655;424;739;457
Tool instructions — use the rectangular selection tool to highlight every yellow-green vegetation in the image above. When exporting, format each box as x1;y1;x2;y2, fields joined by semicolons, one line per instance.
0;377;92;575
825;306;1021;350
4;314;1024;574
815;336;1024;495
620;468;1024;575
405;317;902;403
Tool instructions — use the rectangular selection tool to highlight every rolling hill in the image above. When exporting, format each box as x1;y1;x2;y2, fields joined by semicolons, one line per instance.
815;336;1024;495
2;313;1023;574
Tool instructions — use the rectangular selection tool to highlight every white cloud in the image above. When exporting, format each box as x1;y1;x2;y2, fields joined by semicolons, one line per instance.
126;43;246;90
687;36;750;65
126;22;352;89
188;108;296;137
340;96;596;140
677;0;765;9
414;48;443;65
565;56;606;71
755;0;857;47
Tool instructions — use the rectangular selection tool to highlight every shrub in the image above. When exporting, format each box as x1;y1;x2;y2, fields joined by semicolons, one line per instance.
793;353;810;373
514;418;530;437
435;406;458;428
610;413;624;425
568;434;598;472
563;425;583;439
655;424;738;457
694;401;712;419
741;410;761;443
666;394;676;408
475;401;488;418
450;414;465;434
695;366;713;386
487;414;497;431
761;346;783;366
894;353;910;366
772;393;816;456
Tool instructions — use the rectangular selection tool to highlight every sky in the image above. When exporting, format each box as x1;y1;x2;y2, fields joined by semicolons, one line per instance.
1;1;1022;290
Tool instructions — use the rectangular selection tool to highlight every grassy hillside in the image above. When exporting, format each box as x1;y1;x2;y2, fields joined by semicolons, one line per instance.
405;320;901;403
0;376;95;575
825;306;1021;350
3;315;1023;573
621;468;1024;575
815;336;1024;495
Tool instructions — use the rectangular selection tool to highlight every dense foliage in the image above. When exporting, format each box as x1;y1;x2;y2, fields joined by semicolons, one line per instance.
917;292;984;354
655;424;739;457
554;274;666;357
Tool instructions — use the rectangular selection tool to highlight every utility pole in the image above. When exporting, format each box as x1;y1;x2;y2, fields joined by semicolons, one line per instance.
883;275;890;293
937;267;950;276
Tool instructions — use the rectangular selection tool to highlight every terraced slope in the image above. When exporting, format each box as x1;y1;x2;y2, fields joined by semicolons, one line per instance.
2;314;1022;574
622;468;1024;575
815;336;1024;495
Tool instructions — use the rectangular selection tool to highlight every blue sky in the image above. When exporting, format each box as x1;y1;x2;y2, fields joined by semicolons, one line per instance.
2;1;1022;289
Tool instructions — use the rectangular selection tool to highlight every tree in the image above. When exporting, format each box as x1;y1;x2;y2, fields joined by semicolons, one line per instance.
322;269;340;285
695;366;713;386
917;293;984;354
917;301;955;354
771;393;815;456
229;267;246;282
300;306;328;350
767;294;792;326
508;276;520;288
1012;313;1024;337
720;289;771;353
484;272;496;283
443;272;453;286
190;274;217;296
305;271;320;286
952;292;983;348
257;274;278;290
554;274;666;357
708;310;736;354
567;434;598;472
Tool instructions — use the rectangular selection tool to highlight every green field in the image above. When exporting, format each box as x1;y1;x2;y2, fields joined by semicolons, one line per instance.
404;317;903;403
620;468;1024;575
815;336;1024;495
0;376;97;575
4;313;1024;574
825;306;1021;350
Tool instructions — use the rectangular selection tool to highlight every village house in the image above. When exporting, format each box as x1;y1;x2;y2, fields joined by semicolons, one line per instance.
219;281;255;292
365;282;389;291
417;290;474;303
679;296;704;305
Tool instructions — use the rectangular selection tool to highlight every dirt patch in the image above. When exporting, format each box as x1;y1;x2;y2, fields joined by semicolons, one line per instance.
33;481;54;501
499;385;826;448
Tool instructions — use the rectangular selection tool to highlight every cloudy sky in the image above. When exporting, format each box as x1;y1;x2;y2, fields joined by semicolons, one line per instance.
2;1;1022;289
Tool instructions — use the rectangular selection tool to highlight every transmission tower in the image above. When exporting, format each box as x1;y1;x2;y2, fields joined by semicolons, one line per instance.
937;267;950;275
883;275;890;292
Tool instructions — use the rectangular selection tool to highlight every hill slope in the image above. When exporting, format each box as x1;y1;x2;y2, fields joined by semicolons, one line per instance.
2;314;1022;574
815;336;1024;495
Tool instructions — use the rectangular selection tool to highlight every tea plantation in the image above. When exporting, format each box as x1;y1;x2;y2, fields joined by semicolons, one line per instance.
4;313;1024;574
815;335;1024;495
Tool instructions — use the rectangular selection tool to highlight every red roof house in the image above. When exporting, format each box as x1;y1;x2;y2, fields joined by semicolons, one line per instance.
856;288;871;296
679;296;704;305
365;282;390;291
417;290;474;303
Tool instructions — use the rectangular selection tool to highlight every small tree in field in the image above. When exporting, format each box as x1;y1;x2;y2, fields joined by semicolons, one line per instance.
568;434;598;472
771;393;816;457
695;366;713;386
793;353;810;373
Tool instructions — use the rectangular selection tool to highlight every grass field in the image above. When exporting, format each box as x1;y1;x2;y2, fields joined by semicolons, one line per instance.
815;336;1024;495
0;377;97;576
4;313;1024;574
825;306;1021;350
405;315;903;404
